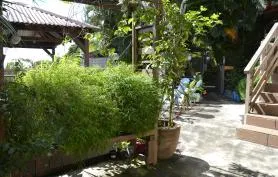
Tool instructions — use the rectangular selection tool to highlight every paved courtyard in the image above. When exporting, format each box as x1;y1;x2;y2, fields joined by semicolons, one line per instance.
60;93;278;177
176;93;278;176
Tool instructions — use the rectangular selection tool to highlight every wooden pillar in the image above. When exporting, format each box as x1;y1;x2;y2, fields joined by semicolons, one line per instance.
0;46;5;142
51;48;55;62
84;39;90;67
0;47;4;89
0;0;5;142
152;0;163;82
69;33;90;67
245;73;252;121
218;56;225;94
146;127;158;165
131;11;137;70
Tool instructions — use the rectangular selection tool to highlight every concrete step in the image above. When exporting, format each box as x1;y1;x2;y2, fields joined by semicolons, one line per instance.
246;113;278;130
253;102;278;116
237;125;278;148
264;83;278;93
260;91;278;103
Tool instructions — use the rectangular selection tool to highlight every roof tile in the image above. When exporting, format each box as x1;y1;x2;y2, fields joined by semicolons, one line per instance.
3;1;99;30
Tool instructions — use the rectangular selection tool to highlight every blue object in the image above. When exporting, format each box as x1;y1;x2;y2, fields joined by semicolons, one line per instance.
232;90;241;102
174;77;202;105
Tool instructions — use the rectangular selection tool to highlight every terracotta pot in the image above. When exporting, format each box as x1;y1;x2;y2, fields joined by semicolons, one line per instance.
158;124;181;159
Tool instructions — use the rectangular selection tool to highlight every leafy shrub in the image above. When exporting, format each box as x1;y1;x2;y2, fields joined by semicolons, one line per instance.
0;82;52;176
236;78;246;101
0;61;160;175
103;64;161;135
236;75;260;101
21;61;120;155
225;69;244;90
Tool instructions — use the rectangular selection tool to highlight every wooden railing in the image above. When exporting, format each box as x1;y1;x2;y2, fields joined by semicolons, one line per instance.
244;23;278;122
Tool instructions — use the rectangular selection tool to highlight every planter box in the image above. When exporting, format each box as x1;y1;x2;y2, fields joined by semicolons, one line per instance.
12;129;158;177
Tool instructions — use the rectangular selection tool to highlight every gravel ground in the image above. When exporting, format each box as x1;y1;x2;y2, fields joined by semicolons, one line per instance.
60;93;278;177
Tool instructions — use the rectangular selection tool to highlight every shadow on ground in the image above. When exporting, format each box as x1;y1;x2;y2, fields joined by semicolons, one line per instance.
206;163;275;177
63;154;275;177
68;154;209;177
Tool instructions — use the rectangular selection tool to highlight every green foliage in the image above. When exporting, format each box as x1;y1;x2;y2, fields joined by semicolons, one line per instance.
143;1;220;126
225;69;244;90
5;58;34;74
181;0;264;68
21;61;120;154
115;0;221;127
84;5;132;61
0;61;160;175
0;82;52;176
103;64;161;134
182;73;203;108
236;77;246;101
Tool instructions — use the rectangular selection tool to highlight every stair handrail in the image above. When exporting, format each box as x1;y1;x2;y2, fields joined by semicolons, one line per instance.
244;23;278;74
244;23;278;120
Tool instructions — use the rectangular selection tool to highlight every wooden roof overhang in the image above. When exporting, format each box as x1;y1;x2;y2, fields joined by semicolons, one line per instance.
2;1;100;62
5;23;93;50
64;0;120;10
63;0;158;10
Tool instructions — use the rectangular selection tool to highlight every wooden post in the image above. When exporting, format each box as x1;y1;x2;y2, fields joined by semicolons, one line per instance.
0;53;5;143
147;127;158;165
51;48;55;62
84;39;90;67
244;73;252;123
0;46;4;90
152;0;163;82
218;56;225;94
131;11;137;70
0;0;5;142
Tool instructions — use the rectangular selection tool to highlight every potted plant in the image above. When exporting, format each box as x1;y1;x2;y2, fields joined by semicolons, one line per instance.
136;0;222;159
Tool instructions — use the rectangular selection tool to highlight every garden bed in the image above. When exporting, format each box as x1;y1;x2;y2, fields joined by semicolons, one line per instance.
12;129;157;177
0;62;161;177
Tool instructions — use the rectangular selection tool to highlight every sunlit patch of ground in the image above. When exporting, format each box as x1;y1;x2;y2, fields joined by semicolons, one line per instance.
59;93;278;177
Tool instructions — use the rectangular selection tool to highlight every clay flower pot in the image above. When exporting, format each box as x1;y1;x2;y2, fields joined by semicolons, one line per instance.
158;124;181;159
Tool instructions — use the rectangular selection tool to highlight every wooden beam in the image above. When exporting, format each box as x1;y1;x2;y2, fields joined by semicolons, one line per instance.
4;42;59;49
20;36;62;43
43;48;55;61
70;33;91;67
69;32;87;52
13;23;94;33
109;128;158;165
72;37;85;52
136;25;154;34
110;129;156;143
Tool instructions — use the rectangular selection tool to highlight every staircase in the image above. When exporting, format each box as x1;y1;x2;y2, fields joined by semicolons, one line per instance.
237;23;278;148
